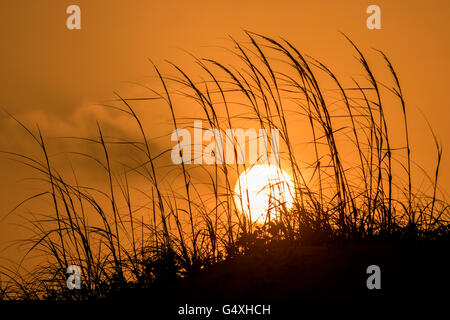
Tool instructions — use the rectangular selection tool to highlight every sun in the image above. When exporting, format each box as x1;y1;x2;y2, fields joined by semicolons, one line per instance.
233;164;295;223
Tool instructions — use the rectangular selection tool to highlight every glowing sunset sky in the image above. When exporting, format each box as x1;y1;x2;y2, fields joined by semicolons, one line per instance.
0;0;449;262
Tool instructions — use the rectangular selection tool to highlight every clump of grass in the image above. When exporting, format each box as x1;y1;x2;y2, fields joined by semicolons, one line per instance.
0;32;448;300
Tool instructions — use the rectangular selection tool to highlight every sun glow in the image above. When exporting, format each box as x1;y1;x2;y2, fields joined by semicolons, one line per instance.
233;164;295;223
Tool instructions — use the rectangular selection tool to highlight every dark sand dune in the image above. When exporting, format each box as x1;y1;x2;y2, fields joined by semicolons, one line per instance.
129;241;448;303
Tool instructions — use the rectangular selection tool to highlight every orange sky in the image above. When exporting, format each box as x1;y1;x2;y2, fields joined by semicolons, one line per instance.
1;0;449;262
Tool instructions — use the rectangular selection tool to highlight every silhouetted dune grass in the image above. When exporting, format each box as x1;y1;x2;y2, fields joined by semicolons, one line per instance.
0;32;448;301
